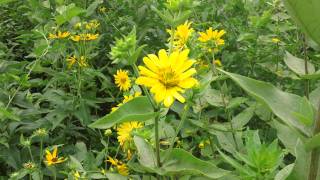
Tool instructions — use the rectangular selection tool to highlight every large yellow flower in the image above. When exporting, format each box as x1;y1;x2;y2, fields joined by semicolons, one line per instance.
198;27;226;46
167;21;194;50
114;69;131;91
136;49;198;107
117;121;143;147
44;147;67;166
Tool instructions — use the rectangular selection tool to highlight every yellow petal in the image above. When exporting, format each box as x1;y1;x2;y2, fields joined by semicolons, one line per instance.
172;91;185;103
178;78;198;88
164;96;174;107
53;147;58;158
180;68;196;80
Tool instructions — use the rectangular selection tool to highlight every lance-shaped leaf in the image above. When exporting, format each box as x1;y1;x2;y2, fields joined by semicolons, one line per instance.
89;96;155;129
220;70;313;137
283;0;320;46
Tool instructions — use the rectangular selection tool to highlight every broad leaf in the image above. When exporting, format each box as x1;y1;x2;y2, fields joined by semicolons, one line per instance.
89;96;155;129
55;4;85;25
283;0;320;46
284;51;315;75
133;136;157;168
275;164;295;180
220;70;312;136
159;149;230;179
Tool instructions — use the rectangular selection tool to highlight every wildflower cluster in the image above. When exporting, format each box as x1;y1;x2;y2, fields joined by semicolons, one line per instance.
107;156;129;176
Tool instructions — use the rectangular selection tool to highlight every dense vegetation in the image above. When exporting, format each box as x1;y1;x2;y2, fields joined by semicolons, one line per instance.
1;0;320;179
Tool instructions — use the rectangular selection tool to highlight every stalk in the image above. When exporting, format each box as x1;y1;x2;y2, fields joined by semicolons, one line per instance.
303;35;310;99
154;112;161;168
308;102;320;180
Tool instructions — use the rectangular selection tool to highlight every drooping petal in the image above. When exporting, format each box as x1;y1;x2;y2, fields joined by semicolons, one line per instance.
163;96;174;107
180;68;197;80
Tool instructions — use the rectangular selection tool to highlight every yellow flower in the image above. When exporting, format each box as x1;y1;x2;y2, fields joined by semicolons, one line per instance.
44;147;67;166
272;38;280;44
167;21;194;50
198;142;205;149
85;20;100;30
111;92;141;112
136;49;198;107
114;69;131;91
213;59;222;67
66;55;77;69
74;22;82;29
198;27;226;46
78;56;88;67
117;121;143;147
107;156;129;176
117;164;129;176
85;33;99;40
73;171;80;180
70;35;81;42
48;31;70;39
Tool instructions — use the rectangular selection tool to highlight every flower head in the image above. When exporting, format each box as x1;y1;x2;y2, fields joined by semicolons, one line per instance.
272;38;280;44
213;59;222;67
136;49;198;107
66;55;88;68
23;162;36;169
117;122;143;147
114;69;131;91
167;21;194;50
198;27;226;46
107;156;129;176
48;31;70;39
73;171;81;180
85;20;100;30
44;147;67;166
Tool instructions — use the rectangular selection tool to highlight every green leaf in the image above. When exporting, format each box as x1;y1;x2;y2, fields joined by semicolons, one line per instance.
89;96;155;129
231;106;255;129
0;107;20;121
86;0;103;17
0;0;16;5
133;136;157;169
287;139;310;180
159;149;230;179
275;163;295;180
292;97;314;126
310;86;320;109
220;70;312;137
284;51;315;75
305;133;320;150
55;4;85;25
283;0;320;46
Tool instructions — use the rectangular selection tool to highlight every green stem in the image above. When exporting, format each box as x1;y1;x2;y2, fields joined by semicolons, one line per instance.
303;35;310;99
27;146;34;162
163;104;190;161
154;112;161;168
39;138;43;165
308;102;320;180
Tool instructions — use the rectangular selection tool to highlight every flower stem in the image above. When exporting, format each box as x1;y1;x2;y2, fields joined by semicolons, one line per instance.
39;138;43;165
154;112;161;168
163;104;190;161
27;146;34;162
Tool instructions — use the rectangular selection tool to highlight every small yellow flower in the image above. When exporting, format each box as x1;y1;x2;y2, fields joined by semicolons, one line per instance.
85;33;99;40
136;49;198;107
117;163;129;176
272;38;280;44
70;35;81;42
198;27;226;46
86;20;100;30
167;21;194;50
74;22;82;29
73;171;80;180
111;92;141;112
44;147;67;166
78;56;88;67
117;121;143;147
107;157;129;176
114;69;131;91
23;162;36;169
48;31;70;39
214;59;222;67
198;142;205;149
66;55;77;69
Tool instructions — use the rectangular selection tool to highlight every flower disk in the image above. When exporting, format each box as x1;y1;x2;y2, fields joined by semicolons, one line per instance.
114;69;131;91
136;49;198;107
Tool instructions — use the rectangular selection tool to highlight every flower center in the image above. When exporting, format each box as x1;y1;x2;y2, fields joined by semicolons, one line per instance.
120;77;127;84
159;68;179;88
52;157;58;162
